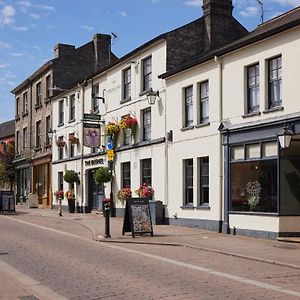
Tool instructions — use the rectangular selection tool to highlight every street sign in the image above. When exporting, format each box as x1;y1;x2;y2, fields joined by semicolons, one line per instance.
83;113;102;121
107;149;114;161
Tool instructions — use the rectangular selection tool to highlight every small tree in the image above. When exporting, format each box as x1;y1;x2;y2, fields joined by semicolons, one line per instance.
63;170;79;184
94;167;111;184
0;142;15;191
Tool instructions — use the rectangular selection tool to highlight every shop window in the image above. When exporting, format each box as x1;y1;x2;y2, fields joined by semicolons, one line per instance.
268;56;282;109
247;64;260;113
262;141;278;157
199;157;209;205
141;158;151;186
121;162;131;188
184;159;193;205
184;86;193;127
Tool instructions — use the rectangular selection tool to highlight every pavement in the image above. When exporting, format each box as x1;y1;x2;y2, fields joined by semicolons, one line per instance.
1;205;300;299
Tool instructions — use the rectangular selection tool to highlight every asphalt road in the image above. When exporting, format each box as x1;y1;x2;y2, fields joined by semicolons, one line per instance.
1;215;300;300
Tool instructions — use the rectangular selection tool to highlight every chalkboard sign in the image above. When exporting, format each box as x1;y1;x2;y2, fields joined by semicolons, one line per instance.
0;191;15;213
122;198;153;238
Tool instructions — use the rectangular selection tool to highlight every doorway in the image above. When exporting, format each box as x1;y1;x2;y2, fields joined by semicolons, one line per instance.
88;169;104;211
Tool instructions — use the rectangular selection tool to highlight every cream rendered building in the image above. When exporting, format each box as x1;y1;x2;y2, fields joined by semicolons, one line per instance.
161;6;300;238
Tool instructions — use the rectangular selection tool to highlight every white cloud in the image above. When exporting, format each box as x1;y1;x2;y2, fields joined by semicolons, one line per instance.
118;11;127;17
0;41;10;49
0;5;16;26
0;63;10;68
18;1;31;8
240;6;258;17
11;52;24;57
81;25;94;32
29;13;40;20
184;0;203;7
33;4;55;11
11;25;28;31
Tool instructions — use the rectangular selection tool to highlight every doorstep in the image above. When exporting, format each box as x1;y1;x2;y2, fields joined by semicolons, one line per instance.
277;237;300;243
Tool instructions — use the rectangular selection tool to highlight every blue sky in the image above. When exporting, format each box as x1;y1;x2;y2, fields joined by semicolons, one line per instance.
0;0;299;123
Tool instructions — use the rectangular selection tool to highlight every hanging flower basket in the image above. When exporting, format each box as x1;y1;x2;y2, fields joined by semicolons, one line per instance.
56;139;65;148
105;122;120;136
116;188;132;204
119;116;138;130
135;183;154;199
54;190;64;199
68;133;79;144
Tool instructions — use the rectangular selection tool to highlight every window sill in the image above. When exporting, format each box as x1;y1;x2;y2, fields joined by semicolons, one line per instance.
181;126;194;132
58;123;64;127
196;205;210;210
263;106;284;114
242;111;261;118
195;122;210;128
180;205;195;210
22;112;28;118
34;147;42;152
15;115;20;121
139;89;152;97
34;104;42;110
68;119;75;124
44;143;51;149
120;97;131;104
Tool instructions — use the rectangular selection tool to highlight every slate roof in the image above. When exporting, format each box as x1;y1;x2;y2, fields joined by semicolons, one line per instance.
159;6;300;79
0;119;15;139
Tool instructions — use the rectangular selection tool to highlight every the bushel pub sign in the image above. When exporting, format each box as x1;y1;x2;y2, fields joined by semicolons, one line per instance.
85;158;104;167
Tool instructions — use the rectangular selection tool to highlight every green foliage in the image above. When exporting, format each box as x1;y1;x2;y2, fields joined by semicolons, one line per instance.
0;141;15;191
63;170;79;183
94;167;111;184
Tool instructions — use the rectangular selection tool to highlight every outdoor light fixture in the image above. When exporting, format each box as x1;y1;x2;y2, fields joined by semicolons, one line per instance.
277;124;294;149
47;129;56;140
147;89;159;105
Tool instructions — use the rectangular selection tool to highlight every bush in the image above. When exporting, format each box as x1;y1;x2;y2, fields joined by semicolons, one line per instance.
64;170;79;184
94;167;112;184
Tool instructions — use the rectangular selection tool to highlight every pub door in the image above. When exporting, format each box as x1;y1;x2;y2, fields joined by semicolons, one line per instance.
88;169;104;211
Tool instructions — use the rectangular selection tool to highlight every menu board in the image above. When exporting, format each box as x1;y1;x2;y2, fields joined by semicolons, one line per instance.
122;198;153;238
0;191;15;213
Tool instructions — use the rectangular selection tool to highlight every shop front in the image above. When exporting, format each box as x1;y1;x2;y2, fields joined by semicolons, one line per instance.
221;115;300;239
14;158;31;204
32;155;52;208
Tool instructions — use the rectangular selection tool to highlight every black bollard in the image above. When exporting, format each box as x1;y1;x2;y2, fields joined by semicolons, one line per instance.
103;199;111;238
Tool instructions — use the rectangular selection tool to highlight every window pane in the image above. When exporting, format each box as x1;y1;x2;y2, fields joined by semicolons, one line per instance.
262;142;278;157
230;160;277;213
184;159;193;205
247;64;260;113
185;86;193;127
141;159;151;186
231;146;244;161
246;144;260;159
268;56;282;108
200;81;209;123
200;157;209;205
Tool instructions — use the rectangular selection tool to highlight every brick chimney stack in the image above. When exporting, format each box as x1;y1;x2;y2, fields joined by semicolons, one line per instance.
202;0;237;50
93;34;112;71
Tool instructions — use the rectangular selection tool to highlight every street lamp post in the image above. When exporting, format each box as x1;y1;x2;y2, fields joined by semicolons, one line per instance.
108;160;116;217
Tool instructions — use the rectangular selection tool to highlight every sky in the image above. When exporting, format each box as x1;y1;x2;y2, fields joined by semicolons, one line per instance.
1;0;300;123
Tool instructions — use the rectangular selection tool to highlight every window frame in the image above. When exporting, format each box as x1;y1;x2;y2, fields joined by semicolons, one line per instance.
121;162;131;188
141;158;152;186
184;158;194;206
23;127;28;149
184;86;193;127
36;82;41;106
142;108;151;142
199;157;209;206
46;75;51;98
122;67;131;101
247;63;260;113
58;136;64;160
58;99;64;126
199;80;209;124
35;120;41;149
142;56;152;92
268;56;282;109
69;94;76;122
23;92;28;114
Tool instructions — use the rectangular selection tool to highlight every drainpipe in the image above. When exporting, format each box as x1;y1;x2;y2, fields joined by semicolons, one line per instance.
214;55;224;233
80;79;86;213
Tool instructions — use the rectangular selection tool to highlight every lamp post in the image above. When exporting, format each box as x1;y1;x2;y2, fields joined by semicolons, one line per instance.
108;160;116;217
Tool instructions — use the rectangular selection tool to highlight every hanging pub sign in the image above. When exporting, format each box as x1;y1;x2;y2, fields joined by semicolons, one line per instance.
83;123;101;148
122;198;153;238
